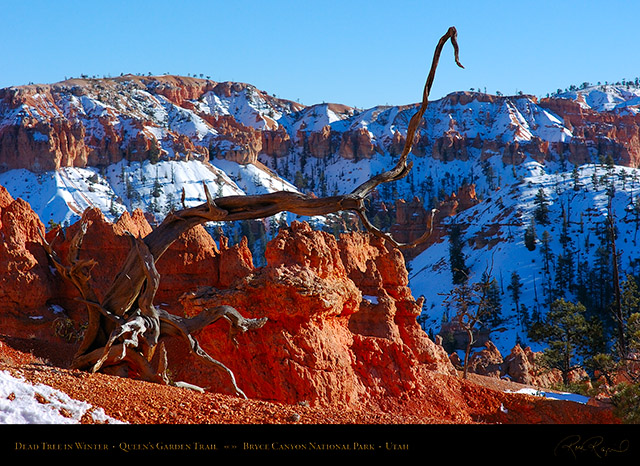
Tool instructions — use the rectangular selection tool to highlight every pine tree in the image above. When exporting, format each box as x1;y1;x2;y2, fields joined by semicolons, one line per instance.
524;218;537;251
555;209;575;295
519;304;530;332
482;159;495;189
633;195;640;245
148;138;160;164
533;188;550;225
528;298;593;385
508;271;524;327
540;230;553;275
109;195;118;217
607;196;627;358
622;274;640;323
621;274;640;356
572;166;581;191
152;172;163;198
628;313;640;354
605;153;615;171
479;271;502;327
443;280;483;379
593;245;613;314
294;170;307;190
611;383;640;424
448;223;469;285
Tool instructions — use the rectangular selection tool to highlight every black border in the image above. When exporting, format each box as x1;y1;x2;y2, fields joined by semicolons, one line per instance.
1;423;639;461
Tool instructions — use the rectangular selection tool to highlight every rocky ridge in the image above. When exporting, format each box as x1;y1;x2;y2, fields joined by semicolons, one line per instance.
2;76;640;175
3;76;640;278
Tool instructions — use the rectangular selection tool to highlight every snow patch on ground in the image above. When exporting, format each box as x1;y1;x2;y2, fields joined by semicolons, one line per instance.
505;387;590;404
0;371;124;424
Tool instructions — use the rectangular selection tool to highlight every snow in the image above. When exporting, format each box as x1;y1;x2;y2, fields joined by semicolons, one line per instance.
556;82;640;113
210;159;297;195
196;85;285;130
292;104;350;133
505;387;590;404
79;95;113;117
0;371;124;424
409;161;640;355
0;158;296;227
163;101;214;141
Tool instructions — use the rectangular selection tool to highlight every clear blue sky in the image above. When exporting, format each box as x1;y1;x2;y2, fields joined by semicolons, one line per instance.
2;0;639;108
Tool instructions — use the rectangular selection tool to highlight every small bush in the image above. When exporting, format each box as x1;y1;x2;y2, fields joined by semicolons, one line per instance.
610;383;640;424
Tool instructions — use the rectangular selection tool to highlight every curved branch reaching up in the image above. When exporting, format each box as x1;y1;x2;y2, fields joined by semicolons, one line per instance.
138;26;463;259
349;26;463;247
350;26;463;198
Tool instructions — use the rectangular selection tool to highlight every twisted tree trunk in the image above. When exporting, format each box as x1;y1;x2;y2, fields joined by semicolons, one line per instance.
41;27;463;397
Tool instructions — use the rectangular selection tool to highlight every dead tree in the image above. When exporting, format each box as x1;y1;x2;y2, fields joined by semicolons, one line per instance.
41;27;464;397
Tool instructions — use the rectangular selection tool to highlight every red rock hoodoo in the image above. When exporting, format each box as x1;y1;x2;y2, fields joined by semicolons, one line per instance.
0;186;56;336
178;221;455;406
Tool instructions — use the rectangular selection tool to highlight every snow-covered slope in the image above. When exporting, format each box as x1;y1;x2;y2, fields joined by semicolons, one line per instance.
0;159;296;228
410;161;640;355
554;81;640;114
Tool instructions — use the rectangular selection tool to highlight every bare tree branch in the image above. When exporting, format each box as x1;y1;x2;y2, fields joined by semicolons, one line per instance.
42;27;464;397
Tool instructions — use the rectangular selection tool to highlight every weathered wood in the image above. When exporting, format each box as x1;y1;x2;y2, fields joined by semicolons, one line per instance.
43;27;463;397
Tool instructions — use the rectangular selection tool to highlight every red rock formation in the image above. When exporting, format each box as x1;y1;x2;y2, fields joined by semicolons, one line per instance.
501;138;551;165
0;77;267;172
410;133;431;157
442;91;505;107
44;207;253;315
338;127;376;160
499;344;590;389
205;115;262;164
390;196;432;246
0;186;49;308
296;124;335;159
46;203;467;408
179;221;454;405
387;130;406;157
3;76;639;176
166;133;208;161
437;183;479;218
480;139;501;160
0;81;169;170
142;75;215;107
431;132;469;161
390;184;479;259
0;193;621;422
261;127;292;158
0;115;89;171
0;186;63;339
541;97;640;167
467;341;503;378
